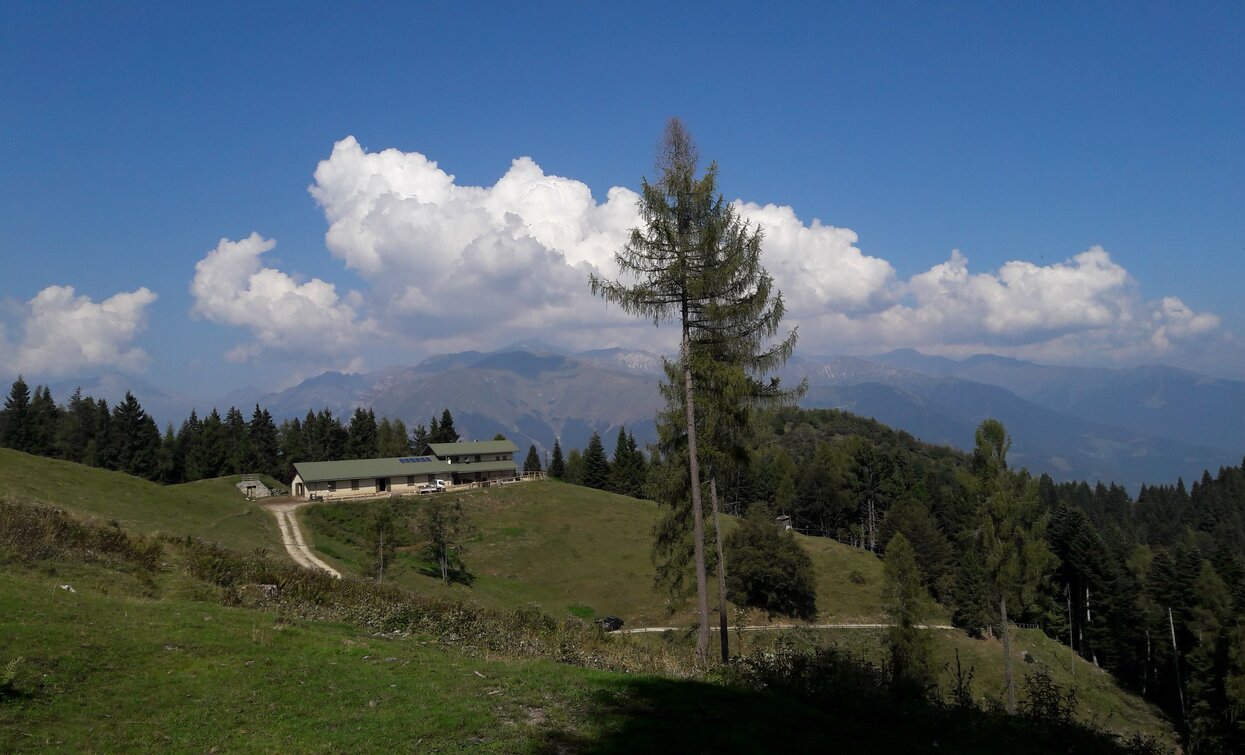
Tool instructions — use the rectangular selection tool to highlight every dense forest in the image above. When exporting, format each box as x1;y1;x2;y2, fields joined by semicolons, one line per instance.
0;376;461;486
4;376;1245;750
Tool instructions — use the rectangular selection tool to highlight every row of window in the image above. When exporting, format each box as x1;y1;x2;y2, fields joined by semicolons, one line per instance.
323;475;422;493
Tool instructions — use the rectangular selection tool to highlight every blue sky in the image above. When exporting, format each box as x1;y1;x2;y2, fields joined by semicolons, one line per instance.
2;1;1243;400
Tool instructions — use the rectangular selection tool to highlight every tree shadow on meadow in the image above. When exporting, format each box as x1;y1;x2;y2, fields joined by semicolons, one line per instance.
415;565;475;587
529;672;1158;755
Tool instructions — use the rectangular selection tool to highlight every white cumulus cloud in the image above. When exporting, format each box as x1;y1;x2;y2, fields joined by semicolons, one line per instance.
6;285;157;377
189;232;373;365
193;136;1227;371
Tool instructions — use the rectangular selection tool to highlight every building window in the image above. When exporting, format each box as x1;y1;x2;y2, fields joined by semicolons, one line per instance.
327;481;336;492
351;479;359;490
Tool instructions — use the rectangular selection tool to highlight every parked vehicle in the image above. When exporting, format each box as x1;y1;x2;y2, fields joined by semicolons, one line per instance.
417;479;447;494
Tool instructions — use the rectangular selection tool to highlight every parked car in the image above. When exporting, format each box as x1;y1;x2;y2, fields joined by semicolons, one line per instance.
417;479;447;494
595;616;624;632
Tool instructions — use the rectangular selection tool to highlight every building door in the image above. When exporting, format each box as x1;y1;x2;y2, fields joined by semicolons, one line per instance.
377;478;388;493
296;483;304;497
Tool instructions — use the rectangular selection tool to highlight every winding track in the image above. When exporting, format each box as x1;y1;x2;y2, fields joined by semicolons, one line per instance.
614;623;955;634
262;499;341;578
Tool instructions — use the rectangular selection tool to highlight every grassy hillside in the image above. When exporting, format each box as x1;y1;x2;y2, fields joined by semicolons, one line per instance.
0;454;1175;750
0;448;281;553
1;495;1169;753
300;480;901;627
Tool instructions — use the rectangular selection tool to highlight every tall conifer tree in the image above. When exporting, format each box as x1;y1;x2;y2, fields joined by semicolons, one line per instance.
592;118;798;659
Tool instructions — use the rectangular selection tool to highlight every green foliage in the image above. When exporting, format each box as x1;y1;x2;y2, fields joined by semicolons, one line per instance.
346;407;378;459
0;376;33;453
0;497;163;571
1020;666;1079;724
366;504;397;583
724;509;817;620
580;432;610;490
609;428;646;497
523;443;542;473
882;533;935;698
415;497;469;585
549;439;565;479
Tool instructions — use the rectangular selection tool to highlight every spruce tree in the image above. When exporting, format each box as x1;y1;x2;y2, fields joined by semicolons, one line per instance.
109;392;161;480
346;407;379;459
437;409;460;443
883;533;936;698
581;432;610;490
1;376;33;453
549;439;566;479
28;385;58;457
247;405;280;478
222;406;248;474
523;444;542;473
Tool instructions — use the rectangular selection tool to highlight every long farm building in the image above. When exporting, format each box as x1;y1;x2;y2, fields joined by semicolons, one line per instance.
291;439;519;501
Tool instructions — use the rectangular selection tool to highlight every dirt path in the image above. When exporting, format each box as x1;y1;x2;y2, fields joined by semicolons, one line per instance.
615;622;955;634
261;499;341;579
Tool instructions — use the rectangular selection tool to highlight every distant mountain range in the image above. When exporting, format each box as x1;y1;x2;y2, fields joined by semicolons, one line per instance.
52;345;1245;492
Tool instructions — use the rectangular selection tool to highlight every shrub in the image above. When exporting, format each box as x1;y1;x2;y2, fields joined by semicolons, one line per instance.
724;509;817;619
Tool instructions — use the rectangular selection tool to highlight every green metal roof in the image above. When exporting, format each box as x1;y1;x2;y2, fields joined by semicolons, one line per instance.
293;457;452;483
426;439;518;457
449;459;521;474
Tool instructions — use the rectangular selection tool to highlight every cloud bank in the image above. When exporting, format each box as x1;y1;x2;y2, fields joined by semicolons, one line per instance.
3;285;157;377
189;232;374;369
190;136;1226;372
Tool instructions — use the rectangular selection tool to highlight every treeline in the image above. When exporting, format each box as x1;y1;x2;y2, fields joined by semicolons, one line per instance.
0;376;464;485
537;428;648;498
626;404;1241;752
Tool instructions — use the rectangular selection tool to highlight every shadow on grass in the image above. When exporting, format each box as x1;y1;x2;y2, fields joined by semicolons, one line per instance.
416;565;475;586
530;674;1158;755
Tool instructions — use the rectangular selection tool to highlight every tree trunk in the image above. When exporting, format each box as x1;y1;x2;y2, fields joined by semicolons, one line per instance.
681;327;710;659
1001;594;1016;714
440;550;449;585
710;478;729;664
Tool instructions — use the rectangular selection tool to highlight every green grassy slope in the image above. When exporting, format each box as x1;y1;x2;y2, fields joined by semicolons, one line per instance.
0;519;1162;754
0;448;281;552
0;454;1174;749
300;480;901;627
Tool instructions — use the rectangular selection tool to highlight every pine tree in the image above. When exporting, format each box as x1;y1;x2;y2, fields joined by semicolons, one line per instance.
0;376;33;453
54;387;95;463
222;406;248;474
549;439;566;479
970;419;1055;714
590;118;798;659
435;409;459;443
1186;561;1233;752
246;408;278;478
377;417;413;457
277;417;304;482
581;432;610;490
410;422;429;454
28;385;58;457
194;409;227;477
109;392;161;480
346;407;379;459
177;410;204;480
609;427;646;497
883;533;936;698
523;444;542;473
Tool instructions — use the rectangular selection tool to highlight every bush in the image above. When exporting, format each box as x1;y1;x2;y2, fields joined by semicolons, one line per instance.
724;509;817;620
